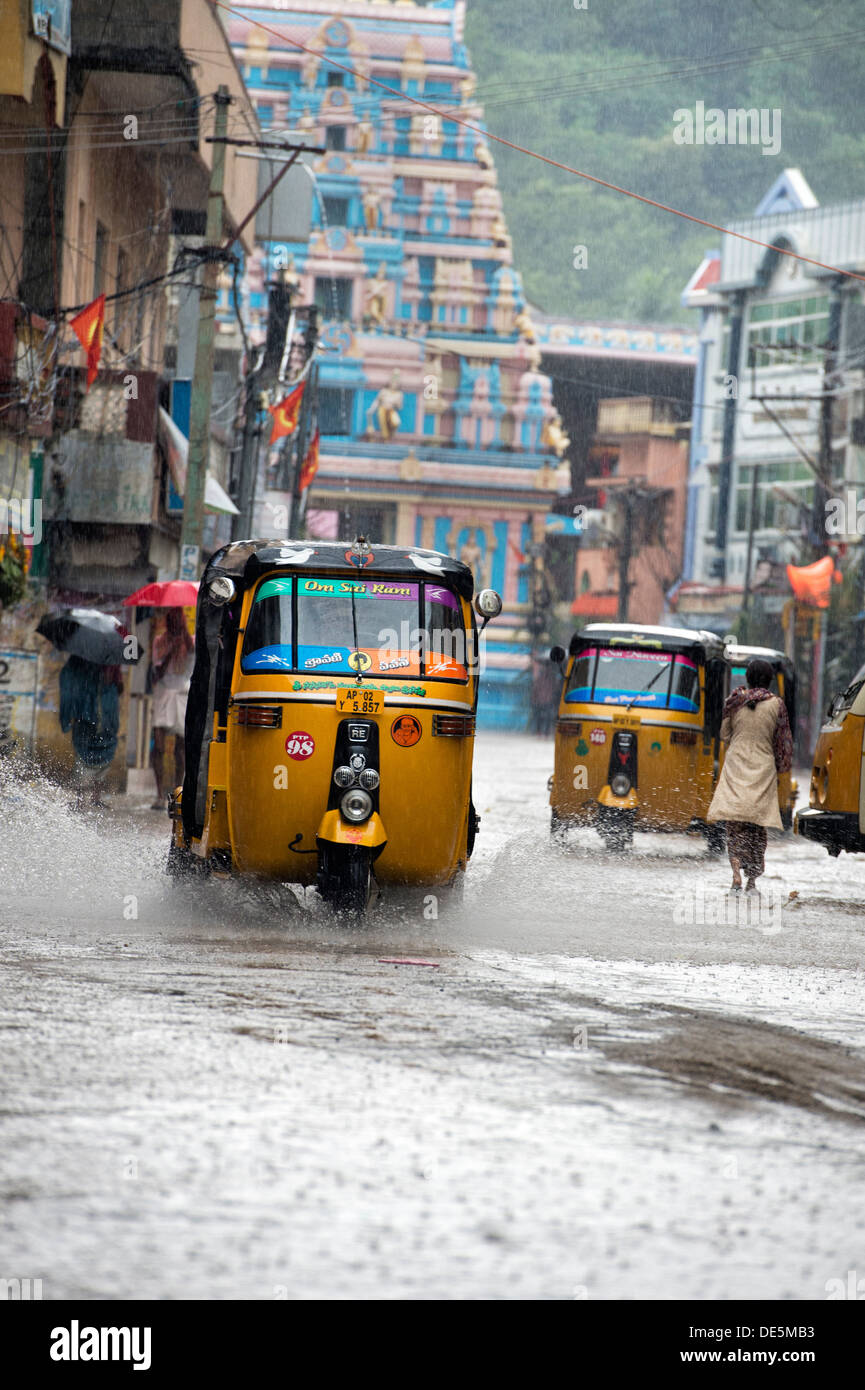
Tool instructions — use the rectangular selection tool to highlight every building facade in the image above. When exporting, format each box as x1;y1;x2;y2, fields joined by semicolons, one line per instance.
675;169;865;635
226;0;571;728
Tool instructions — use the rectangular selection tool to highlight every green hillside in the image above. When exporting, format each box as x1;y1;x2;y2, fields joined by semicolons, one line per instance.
464;0;865;324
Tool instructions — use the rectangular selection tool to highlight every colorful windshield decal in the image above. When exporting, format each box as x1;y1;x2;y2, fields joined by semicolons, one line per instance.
297;577;419;601
243;644;293;671
255;578;293;602
425;585;459;612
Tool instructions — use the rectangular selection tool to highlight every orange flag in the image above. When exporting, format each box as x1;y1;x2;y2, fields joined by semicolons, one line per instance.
69;293;105;389
298;429;320;492
268;381;305;443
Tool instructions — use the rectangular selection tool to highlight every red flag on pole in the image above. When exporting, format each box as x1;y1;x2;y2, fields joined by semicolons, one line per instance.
268;381;305;443
298;429;320;492
69;293;105;389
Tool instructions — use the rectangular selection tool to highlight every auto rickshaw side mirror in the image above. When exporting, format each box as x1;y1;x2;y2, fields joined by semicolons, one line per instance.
549;645;566;670
827;693;843;720
473;588;502;630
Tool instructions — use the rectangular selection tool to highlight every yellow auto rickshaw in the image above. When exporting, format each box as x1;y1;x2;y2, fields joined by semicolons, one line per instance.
548;623;727;850
796;660;865;856
723;643;798;830
168;538;502;913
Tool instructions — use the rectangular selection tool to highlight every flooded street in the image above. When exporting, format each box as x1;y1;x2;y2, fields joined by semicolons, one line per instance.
2;732;865;1301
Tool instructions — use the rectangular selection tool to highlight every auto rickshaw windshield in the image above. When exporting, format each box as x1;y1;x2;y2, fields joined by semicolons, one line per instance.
240;574;470;680
567;645;701;712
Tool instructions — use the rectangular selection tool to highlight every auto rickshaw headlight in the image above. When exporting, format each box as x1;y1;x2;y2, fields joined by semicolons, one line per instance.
359;768;379;790
333;765;356;788
341;788;373;823
611;773;631;797
207;575;236;606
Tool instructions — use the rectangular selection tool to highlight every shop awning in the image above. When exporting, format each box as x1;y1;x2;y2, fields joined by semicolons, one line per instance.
158;407;239;516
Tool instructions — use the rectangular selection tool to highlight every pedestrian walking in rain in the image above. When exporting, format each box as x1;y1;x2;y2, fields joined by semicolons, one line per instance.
707;656;793;893
149;607;194;809
59;655;122;809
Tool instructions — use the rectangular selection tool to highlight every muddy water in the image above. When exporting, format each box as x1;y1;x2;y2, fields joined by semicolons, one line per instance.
1;735;864;1299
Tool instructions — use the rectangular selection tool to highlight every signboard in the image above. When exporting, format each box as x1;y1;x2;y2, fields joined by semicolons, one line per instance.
179;545;200;582
546;511;586;536
0;649;39;747
31;1;71;55
51;434;154;525
255;155;314;243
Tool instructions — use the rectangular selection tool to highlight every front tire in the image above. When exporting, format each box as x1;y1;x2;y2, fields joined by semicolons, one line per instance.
598;808;634;853
705;822;727;858
317;843;372;917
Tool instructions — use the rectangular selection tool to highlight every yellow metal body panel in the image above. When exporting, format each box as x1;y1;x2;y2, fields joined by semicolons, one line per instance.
191;577;477;887
808;712;864;816
550;655;716;831
316;809;388;849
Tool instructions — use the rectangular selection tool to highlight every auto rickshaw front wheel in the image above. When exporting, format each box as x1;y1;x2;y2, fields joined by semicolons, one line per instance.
705;822;727;858
598;808;635;853
317;843;373;918
165;841;211;881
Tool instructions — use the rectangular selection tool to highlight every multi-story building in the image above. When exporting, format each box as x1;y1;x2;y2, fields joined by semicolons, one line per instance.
226;0;570;727
0;0;259;775
674;169;865;636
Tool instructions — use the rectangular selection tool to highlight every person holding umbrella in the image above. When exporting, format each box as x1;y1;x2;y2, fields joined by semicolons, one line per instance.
122;582;198;812
59;656;123;809
149;608;194;809
37;608;137;810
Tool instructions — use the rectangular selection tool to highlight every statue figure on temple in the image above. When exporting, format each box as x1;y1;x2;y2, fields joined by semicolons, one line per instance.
302;54;319;89
491;214;510;248
514;307;538;343
474;139;494;170
541;408;571;459
459;527;485;583
280;254;301;293
366;370;403;440
362;187;382;233
364;262;388;325
356;118;374;154
460;72;477;105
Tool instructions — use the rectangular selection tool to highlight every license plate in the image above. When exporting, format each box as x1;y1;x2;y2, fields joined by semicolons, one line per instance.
612;714;640;729
336;687;383;715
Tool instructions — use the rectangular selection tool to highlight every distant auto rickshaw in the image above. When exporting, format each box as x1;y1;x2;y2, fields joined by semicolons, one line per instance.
796;660;865;856
548;624;727;850
723;643;798;830
167;538;501;914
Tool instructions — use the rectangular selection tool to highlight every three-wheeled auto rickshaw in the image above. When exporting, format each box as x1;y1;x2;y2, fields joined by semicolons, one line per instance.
167;538;501;913
796;660;865;856
723;643;798;830
548;624;727;850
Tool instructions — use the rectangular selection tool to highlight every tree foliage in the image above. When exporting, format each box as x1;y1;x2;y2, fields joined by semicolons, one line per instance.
465;0;864;323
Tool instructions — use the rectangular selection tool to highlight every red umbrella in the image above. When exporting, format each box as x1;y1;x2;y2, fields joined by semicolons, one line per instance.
123;580;199;608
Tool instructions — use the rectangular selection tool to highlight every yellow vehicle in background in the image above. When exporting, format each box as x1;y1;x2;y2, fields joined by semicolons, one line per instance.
796;660;865;856
723;643;798;830
168;538;501;914
548;624;727;851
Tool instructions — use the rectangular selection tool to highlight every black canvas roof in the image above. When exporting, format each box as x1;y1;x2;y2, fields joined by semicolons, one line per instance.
203;540;475;601
569;623;726;660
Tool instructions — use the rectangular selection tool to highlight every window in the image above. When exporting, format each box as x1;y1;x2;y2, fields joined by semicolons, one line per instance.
240;575;467;681
326;72;344;87
747;295;829;367
318;386;354;435
322;196;349;227
314;276;352;319
733;460;814;534
566;647;700;712
325;125;347;151
93;221;108;297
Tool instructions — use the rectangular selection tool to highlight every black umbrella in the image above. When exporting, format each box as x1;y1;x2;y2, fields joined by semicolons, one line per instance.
36;609;140;666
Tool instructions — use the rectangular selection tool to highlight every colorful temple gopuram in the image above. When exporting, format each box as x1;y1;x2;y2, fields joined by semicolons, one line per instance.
225;0;571;728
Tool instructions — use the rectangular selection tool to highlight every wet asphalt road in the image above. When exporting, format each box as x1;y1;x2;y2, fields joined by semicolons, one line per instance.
1;732;864;1300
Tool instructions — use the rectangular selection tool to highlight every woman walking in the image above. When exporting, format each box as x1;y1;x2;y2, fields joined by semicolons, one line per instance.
707;657;793;893
149;608;194;809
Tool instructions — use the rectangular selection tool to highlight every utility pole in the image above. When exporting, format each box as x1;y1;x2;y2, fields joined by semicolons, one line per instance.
810;282;844;751
287;307;320;536
616;488;635;623
179;85;231;581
